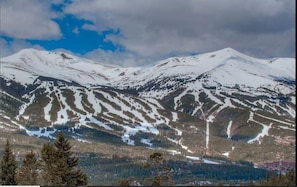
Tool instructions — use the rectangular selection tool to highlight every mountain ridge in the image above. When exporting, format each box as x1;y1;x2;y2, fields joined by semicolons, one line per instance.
0;47;295;164
1;47;294;87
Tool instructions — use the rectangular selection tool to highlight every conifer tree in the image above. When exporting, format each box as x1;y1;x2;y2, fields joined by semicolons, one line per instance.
41;143;66;186
54;132;79;168
257;169;296;186
54;132;88;186
41;132;88;186
16;150;41;185
0;139;17;185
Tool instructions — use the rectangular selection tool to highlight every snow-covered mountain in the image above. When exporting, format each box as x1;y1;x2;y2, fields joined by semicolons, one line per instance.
0;48;295;163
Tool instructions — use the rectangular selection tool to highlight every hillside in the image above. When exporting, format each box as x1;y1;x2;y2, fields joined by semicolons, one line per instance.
0;47;295;165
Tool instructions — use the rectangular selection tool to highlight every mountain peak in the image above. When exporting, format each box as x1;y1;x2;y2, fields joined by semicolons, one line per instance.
219;47;237;52
1;47;295;88
212;47;246;57
0;47;295;167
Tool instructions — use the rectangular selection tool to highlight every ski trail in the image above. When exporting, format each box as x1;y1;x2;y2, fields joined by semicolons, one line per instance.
248;123;273;144
205;115;215;150
227;121;232;139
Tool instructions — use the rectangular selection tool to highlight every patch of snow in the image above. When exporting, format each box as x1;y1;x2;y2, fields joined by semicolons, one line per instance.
26;127;57;139
167;149;181;155
227;121;232;139
255;113;295;126
278;126;295;131
121;123;159;145
202;159;220;165
222;152;230;157
186;156;200;160
171;112;178;122
178;138;194;153
141;138;153;147
206;121;210;149
166;137;178;144
248;123;273;144
174;128;183;136
75;137;91;143
17;93;35;120
86;116;113;131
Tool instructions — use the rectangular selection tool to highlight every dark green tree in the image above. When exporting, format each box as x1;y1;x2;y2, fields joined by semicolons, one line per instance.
16;150;41;185
54;132;79;168
0;139;17;185
41;132;88;186
41;143;66;186
54;132;88;186
257;169;296;186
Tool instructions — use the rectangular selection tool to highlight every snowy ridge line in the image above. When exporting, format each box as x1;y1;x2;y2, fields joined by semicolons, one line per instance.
0;47;295;148
1;47;295;92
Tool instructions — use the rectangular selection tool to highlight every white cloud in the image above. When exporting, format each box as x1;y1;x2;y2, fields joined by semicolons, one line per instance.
65;0;295;64
0;38;11;58
0;38;45;58
1;0;294;66
72;27;80;35
0;0;62;40
84;48;150;67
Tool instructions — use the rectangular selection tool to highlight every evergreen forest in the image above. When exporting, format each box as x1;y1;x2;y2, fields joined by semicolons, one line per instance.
0;132;295;186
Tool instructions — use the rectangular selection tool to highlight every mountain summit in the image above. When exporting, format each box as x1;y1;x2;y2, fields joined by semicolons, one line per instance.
1;47;294;88
0;48;295;163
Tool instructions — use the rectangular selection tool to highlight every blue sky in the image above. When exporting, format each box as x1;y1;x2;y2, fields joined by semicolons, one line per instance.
0;0;295;67
29;14;121;54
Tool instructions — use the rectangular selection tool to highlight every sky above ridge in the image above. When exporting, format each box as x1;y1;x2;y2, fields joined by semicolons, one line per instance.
0;0;295;67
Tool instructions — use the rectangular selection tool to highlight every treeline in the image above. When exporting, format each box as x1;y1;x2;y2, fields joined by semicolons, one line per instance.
216;169;296;186
167;160;268;181
0;132;87;186
0;133;295;186
256;169;296;186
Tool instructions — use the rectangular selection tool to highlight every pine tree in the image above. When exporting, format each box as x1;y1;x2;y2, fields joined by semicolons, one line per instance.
41;132;88;186
54;132;79;168
257;169;296;186
41;143;66;186
54;132;88;186
0;139;17;185
16;150;41;185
